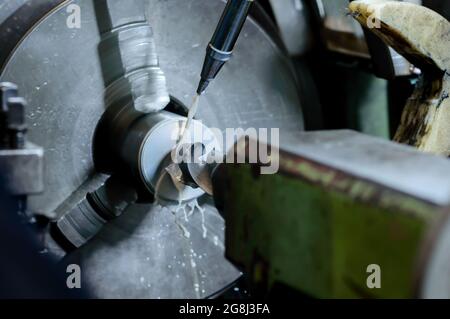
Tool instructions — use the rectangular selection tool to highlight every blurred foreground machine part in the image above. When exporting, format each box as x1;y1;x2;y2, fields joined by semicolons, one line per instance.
218;131;450;298
349;0;450;155
0;0;307;298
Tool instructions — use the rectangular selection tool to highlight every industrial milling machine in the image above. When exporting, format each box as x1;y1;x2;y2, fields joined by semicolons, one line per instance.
1;0;450;300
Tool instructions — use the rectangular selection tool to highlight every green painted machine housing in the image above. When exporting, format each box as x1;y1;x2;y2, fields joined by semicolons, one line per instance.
220;147;443;298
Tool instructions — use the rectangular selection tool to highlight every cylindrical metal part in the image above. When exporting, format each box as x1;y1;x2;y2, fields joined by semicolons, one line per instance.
56;197;107;249
55;176;138;248
95;104;220;203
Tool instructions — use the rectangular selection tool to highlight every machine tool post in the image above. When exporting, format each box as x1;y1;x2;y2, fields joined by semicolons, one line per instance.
0;82;43;225
6;97;27;149
197;0;254;95
0;83;18;149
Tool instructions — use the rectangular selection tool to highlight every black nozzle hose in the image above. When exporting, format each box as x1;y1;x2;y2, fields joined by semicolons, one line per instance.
197;0;254;95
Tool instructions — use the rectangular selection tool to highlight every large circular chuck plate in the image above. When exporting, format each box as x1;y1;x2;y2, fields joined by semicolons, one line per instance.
0;0;306;298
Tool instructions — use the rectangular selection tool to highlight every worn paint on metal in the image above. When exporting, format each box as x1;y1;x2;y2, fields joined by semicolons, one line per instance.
224;161;439;298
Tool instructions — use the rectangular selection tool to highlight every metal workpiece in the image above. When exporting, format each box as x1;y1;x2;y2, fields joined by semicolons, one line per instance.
166;143;221;196
182;161;219;197
221;130;450;298
95;103;220;203
166;162;218;198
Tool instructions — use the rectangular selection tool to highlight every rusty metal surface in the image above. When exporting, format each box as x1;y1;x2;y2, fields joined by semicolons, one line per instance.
220;130;450;298
279;130;450;206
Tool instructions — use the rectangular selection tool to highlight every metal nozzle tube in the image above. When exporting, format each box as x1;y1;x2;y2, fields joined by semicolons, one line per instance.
197;0;254;95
